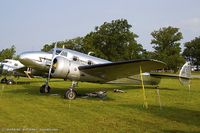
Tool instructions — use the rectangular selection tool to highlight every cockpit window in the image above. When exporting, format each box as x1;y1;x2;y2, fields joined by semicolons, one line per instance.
60;51;68;57
56;50;62;55
2;61;8;63
48;49;62;55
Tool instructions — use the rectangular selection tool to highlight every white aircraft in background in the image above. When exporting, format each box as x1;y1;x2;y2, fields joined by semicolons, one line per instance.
19;47;166;99
0;59;25;84
0;59;51;84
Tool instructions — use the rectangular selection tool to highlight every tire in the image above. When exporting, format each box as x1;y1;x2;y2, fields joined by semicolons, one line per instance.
64;88;77;100
1;78;7;83
40;85;51;93
6;79;15;85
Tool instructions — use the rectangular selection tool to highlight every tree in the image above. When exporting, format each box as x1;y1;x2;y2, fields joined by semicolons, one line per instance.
41;19;144;61
151;26;184;72
41;37;84;52
183;36;200;70
0;45;16;61
41;44;54;52
82;19;144;61
59;37;84;52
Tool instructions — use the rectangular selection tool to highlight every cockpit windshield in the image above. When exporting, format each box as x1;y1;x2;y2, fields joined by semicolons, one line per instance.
56;50;62;55
60;51;68;57
2;61;8;63
48;49;62;55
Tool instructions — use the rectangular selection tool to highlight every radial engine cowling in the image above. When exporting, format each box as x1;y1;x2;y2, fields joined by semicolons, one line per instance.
51;57;70;79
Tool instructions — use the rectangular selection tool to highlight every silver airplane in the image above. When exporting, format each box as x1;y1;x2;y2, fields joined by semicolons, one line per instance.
19;48;166;99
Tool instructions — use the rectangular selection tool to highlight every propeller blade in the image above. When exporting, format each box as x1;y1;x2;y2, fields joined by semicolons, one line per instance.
47;43;57;82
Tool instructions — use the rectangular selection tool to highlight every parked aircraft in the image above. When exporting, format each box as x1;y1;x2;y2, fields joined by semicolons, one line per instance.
19;47;166;99
0;59;25;84
0;59;49;84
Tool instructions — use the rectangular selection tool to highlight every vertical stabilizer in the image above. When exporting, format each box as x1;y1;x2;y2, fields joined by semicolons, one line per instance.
179;62;191;85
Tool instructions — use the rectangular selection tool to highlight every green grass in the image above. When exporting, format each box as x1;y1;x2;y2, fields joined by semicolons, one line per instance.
0;77;200;133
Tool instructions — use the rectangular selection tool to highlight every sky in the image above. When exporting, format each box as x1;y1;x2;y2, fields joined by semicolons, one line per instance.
0;0;200;54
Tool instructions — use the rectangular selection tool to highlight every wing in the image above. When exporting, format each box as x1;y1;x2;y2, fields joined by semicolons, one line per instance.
79;59;166;82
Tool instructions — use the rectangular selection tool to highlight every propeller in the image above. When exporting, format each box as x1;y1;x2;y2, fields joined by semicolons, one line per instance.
45;43;57;91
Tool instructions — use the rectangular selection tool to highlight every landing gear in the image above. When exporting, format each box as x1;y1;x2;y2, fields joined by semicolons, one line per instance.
40;84;51;93
1;77;7;83
6;79;15;85
64;88;77;100
1;78;15;85
64;81;78;100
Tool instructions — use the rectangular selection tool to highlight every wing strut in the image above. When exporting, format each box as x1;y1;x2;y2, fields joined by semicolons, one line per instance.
140;66;148;109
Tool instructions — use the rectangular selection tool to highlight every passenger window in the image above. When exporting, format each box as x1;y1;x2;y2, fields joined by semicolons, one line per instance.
88;60;93;65
73;56;78;61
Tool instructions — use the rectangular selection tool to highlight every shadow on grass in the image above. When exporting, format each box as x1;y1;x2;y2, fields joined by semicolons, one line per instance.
119;104;200;127
163;130;200;133
4;84;116;101
4;82;178;101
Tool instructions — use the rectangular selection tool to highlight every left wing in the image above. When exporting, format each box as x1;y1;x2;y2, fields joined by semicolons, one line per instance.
79;59;166;82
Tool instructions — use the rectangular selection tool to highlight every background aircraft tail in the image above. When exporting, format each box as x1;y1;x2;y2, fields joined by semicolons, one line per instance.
179;62;191;86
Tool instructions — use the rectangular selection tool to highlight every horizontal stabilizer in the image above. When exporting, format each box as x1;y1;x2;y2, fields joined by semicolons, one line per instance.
150;62;191;86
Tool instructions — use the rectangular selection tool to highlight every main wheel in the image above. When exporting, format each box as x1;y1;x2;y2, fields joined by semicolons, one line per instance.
64;88;77;100
1;78;7;83
40;85;51;93
6;79;15;85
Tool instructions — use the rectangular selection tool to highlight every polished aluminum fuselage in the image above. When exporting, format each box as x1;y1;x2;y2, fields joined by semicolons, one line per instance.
19;48;161;85
19;48;110;71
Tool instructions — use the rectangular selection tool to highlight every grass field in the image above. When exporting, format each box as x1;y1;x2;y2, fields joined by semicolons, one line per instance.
0;77;200;133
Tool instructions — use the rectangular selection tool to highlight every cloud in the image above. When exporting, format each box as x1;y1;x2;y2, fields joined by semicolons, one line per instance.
179;17;200;32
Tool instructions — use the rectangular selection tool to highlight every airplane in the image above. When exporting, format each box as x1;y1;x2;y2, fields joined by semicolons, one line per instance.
2;52;191;88
0;59;50;84
0;59;25;84
19;47;166;99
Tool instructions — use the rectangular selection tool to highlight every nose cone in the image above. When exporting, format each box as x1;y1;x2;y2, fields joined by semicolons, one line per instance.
19;51;52;71
19;51;41;67
19;52;30;65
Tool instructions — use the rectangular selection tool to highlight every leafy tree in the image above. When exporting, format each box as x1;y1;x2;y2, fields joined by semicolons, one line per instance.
41;37;84;52
183;36;200;70
41;44;54;52
0;45;16;61
59;37;84;52
151;26;184;72
141;50;156;59
82;19;144;61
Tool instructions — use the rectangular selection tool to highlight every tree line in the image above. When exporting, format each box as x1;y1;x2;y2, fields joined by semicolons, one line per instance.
1;19;200;72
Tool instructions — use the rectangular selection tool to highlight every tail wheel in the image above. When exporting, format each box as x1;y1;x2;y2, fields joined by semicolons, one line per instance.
64;88;77;100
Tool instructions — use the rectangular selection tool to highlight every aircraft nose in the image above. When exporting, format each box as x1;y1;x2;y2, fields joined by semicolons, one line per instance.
19;52;31;65
19;53;27;61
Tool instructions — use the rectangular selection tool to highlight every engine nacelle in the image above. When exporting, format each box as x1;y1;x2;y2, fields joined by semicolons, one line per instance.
51;57;70;79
